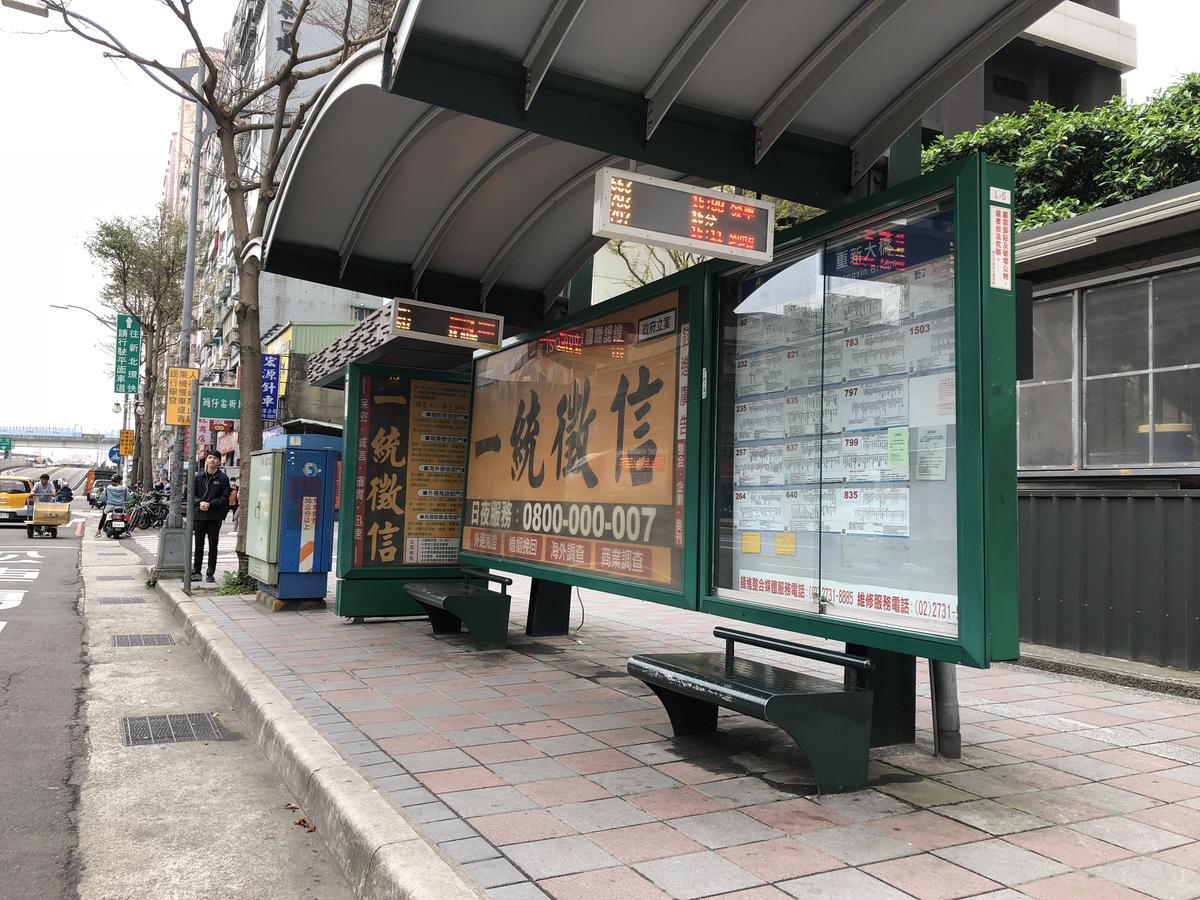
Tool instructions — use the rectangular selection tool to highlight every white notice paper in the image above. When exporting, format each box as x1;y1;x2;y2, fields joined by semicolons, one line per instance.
916;426;948;480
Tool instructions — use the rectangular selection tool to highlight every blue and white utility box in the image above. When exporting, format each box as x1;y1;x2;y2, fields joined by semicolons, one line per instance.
247;433;341;601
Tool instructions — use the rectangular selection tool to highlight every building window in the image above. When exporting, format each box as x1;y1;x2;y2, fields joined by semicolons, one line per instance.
352;307;373;322
1019;266;1200;472
1018;294;1075;467
992;74;1029;102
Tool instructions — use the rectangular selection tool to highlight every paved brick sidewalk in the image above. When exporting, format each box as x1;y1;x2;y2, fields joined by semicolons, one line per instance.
180;576;1200;899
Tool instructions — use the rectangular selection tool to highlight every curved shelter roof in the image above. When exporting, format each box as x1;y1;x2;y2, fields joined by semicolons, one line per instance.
265;0;1058;330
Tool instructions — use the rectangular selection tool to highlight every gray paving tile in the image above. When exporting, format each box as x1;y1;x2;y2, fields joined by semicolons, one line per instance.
1045;782;1159;814
501;835;619;880
779;867;910;899
668;809;784;849
443;836;502;864
421;817;478;843
550;797;654;832
488;757;577;784
957;747;1024;768
1029;732;1113;754
443;786;538;818
874;777;977;808
930;799;1050;835
361;720;430;739
935;769;1040;799
586;766;681;796
696;775;792;806
447;726;519;747
1086;722;1198;747
1040;755;1137;781
395;748;477;773
529;734;607;755
814;789;915;822
935;839;1068;886
405;801;457;824
1088;857;1200;900
389;787;436;807
799;823;919;865
463;857;527;889
634;850;762;900
487;883;548;900
1070;816;1193;853
375;773;420;792
1142;742;1200;765
1159;765;1200;787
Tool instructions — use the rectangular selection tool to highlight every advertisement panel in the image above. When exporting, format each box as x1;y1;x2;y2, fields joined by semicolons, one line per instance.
351;373;471;568
462;290;688;588
118;429;135;457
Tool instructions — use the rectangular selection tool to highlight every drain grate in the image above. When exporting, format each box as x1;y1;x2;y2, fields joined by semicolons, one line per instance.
97;575;134;581
98;596;145;605
121;713;224;746
112;633;176;647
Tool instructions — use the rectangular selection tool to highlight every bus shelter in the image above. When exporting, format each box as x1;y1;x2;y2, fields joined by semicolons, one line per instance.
264;0;1046;752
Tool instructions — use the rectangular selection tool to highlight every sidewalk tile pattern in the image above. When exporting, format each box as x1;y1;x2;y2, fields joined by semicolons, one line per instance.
149;562;1200;900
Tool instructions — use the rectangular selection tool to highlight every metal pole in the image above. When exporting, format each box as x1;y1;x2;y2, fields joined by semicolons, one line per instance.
157;58;205;576
184;376;199;594
930;659;962;758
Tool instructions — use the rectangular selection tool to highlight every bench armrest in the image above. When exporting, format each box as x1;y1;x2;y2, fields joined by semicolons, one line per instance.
713;626;873;673
461;567;513;595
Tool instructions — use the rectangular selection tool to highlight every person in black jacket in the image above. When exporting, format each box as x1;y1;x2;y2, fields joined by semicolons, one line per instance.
192;451;231;582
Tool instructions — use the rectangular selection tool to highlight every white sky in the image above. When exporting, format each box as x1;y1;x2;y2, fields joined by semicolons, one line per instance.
1;1;1198;437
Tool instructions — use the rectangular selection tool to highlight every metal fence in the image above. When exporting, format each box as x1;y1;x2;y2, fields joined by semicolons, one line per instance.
1019;487;1200;670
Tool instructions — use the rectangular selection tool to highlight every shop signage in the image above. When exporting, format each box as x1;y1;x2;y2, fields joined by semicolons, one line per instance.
165;367;200;426
118;429;135;457
462;290;689;588
198;386;241;418
261;354;280;419
391;298;503;350
114;314;142;394
593;167;774;264
351;372;470;568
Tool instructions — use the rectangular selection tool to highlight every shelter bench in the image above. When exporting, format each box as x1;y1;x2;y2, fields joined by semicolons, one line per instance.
403;568;513;651
628;626;875;794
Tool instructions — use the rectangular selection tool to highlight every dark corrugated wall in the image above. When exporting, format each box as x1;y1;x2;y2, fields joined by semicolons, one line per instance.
1019;489;1200;670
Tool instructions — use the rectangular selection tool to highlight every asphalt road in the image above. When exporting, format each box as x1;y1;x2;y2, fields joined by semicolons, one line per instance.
0;468;88;899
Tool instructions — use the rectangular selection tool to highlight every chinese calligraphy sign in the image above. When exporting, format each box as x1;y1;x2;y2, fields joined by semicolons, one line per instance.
463;290;688;587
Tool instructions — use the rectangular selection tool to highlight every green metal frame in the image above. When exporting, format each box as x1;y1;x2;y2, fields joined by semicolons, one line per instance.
696;154;1016;668
457;267;708;611
336;362;473;617
456;153;1016;668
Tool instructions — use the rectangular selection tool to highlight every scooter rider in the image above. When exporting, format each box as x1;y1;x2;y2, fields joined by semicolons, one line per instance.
97;475;128;536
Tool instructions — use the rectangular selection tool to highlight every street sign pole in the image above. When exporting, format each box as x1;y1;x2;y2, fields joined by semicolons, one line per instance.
157;57;205;577
183;376;200;595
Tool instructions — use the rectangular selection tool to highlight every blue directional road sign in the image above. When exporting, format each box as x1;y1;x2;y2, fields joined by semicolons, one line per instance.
108;445;121;465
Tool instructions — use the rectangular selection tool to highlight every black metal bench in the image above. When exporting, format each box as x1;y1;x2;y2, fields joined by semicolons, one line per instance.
628;627;875;794
403;568;514;651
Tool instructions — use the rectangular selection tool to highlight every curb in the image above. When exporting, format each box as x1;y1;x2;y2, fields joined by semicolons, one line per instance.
1013;643;1200;700
151;573;483;900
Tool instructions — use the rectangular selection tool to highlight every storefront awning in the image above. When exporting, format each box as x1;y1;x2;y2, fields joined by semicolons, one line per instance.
265;0;1057;329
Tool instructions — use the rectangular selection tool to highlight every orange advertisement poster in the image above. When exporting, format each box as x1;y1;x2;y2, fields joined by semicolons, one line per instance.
463;290;688;587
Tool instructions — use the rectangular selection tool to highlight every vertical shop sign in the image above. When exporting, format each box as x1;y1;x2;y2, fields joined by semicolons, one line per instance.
261;354;280;420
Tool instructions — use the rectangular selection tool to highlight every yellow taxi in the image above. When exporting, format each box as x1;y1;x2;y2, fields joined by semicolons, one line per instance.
0;475;33;522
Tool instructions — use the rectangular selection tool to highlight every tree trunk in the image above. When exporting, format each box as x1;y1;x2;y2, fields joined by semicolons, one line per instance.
234;259;264;575
140;359;159;486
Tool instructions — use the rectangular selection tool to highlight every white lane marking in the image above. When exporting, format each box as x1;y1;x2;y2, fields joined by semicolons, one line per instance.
0;568;38;581
0;622;6;635
0;551;44;562
0;589;24;611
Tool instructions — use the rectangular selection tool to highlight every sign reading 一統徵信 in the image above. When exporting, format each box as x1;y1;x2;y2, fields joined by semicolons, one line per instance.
114;314;142;394
462;289;689;588
261;354;280;419
351;372;471;569
593;168;774;264
198;386;241;419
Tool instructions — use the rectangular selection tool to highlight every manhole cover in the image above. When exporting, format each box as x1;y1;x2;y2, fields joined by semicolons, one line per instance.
97;575;134;581
98;596;145;605
112;634;176;647
121;713;224;746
